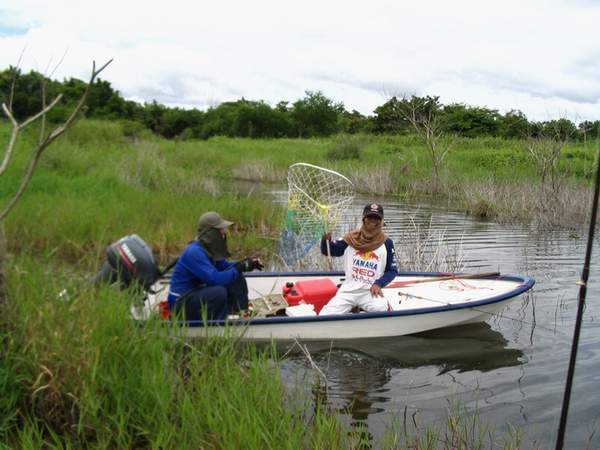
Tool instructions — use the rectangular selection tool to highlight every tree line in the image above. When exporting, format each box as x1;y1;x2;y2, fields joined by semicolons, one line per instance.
2;66;599;141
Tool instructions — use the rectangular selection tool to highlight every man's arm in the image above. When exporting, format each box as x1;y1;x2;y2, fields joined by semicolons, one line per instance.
320;235;348;257
184;247;238;286
215;259;235;270
373;239;399;288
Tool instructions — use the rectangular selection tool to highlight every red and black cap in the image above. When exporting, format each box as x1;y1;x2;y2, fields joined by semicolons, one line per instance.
363;203;384;219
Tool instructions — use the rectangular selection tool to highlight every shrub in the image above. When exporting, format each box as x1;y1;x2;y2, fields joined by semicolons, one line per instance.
119;120;152;140
326;134;365;160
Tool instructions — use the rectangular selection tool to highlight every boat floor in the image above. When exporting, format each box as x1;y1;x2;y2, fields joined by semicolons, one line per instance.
135;272;532;320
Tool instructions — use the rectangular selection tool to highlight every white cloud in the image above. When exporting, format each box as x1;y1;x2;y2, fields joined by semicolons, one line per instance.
1;0;599;121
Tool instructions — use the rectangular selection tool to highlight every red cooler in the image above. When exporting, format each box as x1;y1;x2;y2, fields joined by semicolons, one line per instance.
283;278;338;313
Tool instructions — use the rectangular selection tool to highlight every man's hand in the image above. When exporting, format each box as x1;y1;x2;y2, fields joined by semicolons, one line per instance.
250;257;264;271
370;284;383;297
235;257;264;273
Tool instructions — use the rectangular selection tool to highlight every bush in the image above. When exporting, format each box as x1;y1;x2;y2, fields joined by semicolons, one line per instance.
119;120;152;140
326;134;365;160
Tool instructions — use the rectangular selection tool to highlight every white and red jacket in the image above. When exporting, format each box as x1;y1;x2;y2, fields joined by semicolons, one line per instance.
319;237;398;314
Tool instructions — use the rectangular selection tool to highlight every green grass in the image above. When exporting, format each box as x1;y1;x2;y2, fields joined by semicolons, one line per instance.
378;402;528;450
1;120;596;266
0;255;354;448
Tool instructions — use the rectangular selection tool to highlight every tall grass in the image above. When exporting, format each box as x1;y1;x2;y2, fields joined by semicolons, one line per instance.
1;119;595;262
1;120;283;267
0;255;353;448
458;178;592;227
394;217;465;273
378;401;528;449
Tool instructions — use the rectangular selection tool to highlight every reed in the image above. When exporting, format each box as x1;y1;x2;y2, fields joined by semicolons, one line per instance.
232;160;285;183
457;178;592;228
377;402;530;449
347;163;398;196
394;217;465;273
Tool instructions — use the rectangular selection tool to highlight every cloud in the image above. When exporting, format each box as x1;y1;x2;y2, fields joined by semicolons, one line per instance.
460;70;600;105
310;72;420;98
1;0;600;121
126;72;243;109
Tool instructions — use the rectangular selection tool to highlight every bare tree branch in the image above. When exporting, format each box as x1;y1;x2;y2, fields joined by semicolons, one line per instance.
0;94;63;176
39;49;68;144
8;47;26;113
0;59;113;222
526;119;576;197
398;95;454;191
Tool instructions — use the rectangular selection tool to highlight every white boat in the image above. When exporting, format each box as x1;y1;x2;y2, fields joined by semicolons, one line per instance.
135;271;535;341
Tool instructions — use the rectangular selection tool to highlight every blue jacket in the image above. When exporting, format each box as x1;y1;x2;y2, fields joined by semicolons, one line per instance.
168;241;239;307
320;237;398;287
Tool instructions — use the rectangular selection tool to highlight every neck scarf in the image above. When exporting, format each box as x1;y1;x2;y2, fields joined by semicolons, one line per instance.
343;220;387;252
198;228;231;260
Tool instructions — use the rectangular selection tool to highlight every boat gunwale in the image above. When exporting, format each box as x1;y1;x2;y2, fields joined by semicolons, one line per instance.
174;271;535;328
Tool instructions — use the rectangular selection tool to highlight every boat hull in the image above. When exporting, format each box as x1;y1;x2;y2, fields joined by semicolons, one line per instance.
139;271;535;341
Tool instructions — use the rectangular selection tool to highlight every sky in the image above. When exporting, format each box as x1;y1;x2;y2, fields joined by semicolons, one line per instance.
1;0;599;122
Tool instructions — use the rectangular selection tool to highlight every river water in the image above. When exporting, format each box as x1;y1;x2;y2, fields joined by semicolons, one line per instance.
273;195;599;449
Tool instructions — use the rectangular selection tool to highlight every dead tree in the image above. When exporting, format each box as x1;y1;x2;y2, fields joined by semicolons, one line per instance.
0;59;112;307
527;120;575;198
398;95;454;192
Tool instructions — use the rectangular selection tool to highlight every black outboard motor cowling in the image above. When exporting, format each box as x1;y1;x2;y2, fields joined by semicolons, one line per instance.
94;234;161;291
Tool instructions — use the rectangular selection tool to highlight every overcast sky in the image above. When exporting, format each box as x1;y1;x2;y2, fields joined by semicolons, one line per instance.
1;0;599;122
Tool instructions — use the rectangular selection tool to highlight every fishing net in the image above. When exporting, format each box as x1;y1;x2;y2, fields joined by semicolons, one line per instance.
280;163;354;268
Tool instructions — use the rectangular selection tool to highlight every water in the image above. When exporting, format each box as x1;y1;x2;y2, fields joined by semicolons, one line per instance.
275;195;598;448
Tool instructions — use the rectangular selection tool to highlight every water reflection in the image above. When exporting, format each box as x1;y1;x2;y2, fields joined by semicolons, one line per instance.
275;323;524;446
280;322;523;375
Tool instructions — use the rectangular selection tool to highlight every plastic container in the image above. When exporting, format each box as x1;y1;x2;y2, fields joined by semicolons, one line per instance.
159;300;172;320
283;278;338;313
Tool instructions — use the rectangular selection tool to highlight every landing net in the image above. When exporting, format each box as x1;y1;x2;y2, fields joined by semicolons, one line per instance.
280;163;354;268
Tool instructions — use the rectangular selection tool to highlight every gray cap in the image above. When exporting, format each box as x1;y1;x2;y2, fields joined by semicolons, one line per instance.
198;211;234;230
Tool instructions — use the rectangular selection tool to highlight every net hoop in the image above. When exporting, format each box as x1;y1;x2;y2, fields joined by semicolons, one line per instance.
280;163;355;268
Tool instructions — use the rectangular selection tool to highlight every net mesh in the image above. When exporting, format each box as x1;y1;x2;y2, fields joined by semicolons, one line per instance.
280;163;354;268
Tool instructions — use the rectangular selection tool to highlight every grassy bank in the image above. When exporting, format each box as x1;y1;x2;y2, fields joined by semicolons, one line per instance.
1;120;595;270
0;256;360;448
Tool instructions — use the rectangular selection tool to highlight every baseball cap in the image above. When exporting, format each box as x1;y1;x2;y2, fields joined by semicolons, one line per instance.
198;211;234;230
363;203;384;219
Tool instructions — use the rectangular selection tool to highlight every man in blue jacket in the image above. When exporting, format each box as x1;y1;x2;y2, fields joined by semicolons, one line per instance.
168;212;263;321
319;203;398;315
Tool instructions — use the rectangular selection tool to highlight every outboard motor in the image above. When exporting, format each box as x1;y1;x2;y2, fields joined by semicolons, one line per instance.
93;234;161;291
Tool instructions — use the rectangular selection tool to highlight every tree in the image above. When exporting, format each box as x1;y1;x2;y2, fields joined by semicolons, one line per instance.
396;95;452;191
499;110;530;139
371;97;411;134
578;120;600;144
526;117;576;196
0;59;112;307
441;104;501;138
290;91;344;137
338;109;368;134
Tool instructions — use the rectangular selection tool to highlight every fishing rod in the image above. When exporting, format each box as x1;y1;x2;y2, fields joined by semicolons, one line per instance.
555;146;600;450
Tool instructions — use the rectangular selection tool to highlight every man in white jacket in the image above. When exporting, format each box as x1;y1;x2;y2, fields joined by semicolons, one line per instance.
319;203;398;315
